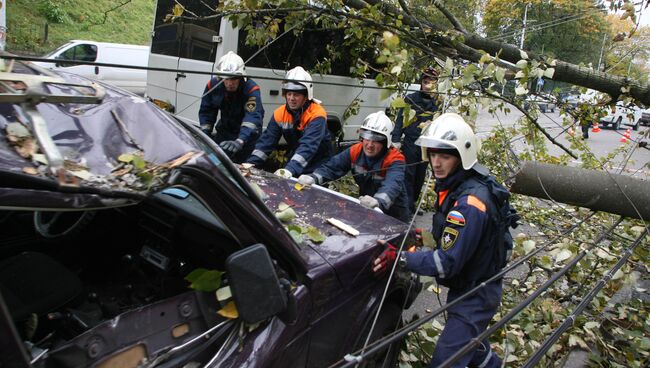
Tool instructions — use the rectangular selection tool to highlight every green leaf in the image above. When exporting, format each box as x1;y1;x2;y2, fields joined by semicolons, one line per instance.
288;228;303;244
445;57;454;73
132;155;146;170
118;153;134;163
479;53;492;64
276;203;296;223
544;68;555;78
380;87;394;101
136;171;154;184
516;60;528;69
495;67;505;84
555;249;572;263
185;268;209;283
188;269;223;292
520;50;529;60
306;226;326;243
390;97;407;109
521;240;535;254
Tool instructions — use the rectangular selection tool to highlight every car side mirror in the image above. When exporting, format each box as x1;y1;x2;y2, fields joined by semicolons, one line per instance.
225;244;287;324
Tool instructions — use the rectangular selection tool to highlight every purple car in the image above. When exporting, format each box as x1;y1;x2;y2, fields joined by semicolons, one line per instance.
0;60;420;368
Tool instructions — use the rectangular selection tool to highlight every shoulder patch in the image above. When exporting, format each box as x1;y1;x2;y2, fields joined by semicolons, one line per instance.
467;195;486;212
446;210;466;226
441;227;459;250
245;96;257;112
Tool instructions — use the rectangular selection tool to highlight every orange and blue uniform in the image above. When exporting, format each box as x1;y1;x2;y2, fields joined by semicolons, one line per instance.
309;142;409;222
247;101;332;176
402;167;516;368
199;78;264;162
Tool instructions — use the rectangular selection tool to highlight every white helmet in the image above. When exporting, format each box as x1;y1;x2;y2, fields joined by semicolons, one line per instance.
282;66;314;101
217;51;246;78
359;111;394;147
415;113;481;170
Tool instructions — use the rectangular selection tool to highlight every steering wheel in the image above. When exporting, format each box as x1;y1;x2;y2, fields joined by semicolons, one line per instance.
33;211;96;239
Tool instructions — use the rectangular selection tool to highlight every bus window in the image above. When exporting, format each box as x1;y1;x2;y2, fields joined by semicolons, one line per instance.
237;21;364;77
151;0;221;62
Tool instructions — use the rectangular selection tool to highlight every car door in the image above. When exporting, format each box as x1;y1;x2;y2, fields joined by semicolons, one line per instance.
51;42;99;80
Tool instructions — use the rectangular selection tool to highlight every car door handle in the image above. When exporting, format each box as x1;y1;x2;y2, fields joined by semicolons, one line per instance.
175;73;186;82
94;66;99;75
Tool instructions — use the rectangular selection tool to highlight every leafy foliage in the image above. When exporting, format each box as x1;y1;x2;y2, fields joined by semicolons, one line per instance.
7;0;153;54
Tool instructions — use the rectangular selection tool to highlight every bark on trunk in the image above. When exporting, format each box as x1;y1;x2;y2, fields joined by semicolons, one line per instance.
510;161;650;221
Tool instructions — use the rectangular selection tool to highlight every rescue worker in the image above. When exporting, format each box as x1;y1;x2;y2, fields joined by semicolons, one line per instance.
298;111;409;222
246;66;332;177
373;113;518;368
392;66;440;215
199;51;264;163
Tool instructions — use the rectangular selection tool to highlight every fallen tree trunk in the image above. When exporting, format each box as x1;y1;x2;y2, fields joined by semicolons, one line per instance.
510;162;650;221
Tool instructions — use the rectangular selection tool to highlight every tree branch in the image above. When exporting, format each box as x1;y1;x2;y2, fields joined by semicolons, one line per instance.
431;0;467;34
89;0;132;27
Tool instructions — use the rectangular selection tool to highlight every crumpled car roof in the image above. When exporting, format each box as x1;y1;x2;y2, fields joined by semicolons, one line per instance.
0;62;211;209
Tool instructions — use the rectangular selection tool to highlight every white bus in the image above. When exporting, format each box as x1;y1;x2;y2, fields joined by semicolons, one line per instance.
145;0;392;143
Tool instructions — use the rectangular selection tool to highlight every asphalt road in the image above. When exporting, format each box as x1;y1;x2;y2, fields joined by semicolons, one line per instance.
474;108;650;179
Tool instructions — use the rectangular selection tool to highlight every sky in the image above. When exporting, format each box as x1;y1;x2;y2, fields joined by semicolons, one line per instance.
640;7;650;26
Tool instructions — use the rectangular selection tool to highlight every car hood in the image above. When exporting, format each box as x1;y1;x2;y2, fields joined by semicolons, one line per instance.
246;169;409;284
0;64;214;209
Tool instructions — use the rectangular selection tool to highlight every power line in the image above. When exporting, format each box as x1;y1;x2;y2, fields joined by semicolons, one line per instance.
489;7;605;42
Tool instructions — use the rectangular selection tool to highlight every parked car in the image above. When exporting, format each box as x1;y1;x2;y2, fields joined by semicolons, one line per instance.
32;40;149;95
600;102;649;130
0;61;420;367
524;94;556;113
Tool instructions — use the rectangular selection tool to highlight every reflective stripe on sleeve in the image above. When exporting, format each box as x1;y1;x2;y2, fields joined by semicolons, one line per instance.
241;122;258;131
374;192;393;209
290;153;308;167
251;150;267;160
313;172;324;185
433;250;445;278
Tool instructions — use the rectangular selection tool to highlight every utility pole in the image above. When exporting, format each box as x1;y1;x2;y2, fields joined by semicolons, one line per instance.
520;3;529;49
597;34;606;71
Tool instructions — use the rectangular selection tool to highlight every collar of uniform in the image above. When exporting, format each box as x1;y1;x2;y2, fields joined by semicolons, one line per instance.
435;168;472;193
286;100;311;116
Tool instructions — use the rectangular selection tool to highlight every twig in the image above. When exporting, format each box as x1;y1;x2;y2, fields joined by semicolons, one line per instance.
88;0;132;27
111;109;144;152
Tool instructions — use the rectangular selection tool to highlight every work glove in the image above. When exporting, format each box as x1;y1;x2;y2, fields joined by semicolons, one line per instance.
220;139;243;155
372;243;397;275
298;174;315;187
274;168;293;179
359;195;380;209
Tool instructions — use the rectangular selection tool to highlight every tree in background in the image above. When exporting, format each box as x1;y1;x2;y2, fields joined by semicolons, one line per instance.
603;14;650;81
484;0;609;67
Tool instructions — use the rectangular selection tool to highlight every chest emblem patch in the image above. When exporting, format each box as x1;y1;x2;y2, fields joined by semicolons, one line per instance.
246;96;257;112
442;227;459;250
446;210;466;226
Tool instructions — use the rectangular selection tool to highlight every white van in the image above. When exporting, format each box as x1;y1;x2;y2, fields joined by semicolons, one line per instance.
600;102;650;131
33;40;149;95
145;1;392;143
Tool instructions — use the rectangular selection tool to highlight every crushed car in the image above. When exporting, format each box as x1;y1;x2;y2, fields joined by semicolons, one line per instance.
0;61;420;368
